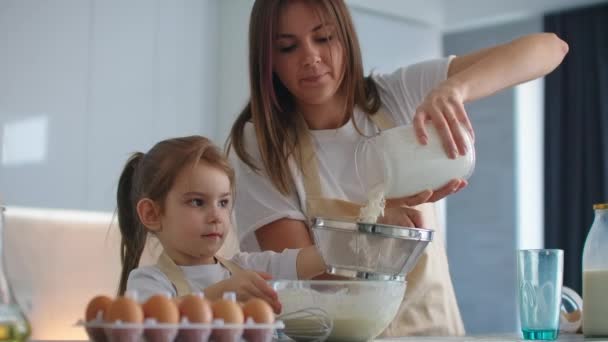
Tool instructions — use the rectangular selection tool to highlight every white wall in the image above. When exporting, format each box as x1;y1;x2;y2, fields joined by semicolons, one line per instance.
215;0;253;145
351;8;442;73
515;79;545;249
1;1;91;210
0;0;219;211
347;0;443;27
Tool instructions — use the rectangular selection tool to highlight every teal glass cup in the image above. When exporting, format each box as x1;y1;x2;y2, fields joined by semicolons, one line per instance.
517;249;564;340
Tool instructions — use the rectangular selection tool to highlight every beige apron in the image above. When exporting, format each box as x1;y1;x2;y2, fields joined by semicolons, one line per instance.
298;109;465;336
156;251;244;297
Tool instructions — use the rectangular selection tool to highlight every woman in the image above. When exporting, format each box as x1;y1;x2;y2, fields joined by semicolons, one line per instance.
227;0;568;336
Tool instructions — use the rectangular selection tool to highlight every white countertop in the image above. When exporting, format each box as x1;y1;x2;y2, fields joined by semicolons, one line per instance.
376;334;608;341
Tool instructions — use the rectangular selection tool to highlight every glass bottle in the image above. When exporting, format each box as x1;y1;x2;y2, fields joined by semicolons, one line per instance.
356;121;475;199
582;203;608;336
0;204;31;342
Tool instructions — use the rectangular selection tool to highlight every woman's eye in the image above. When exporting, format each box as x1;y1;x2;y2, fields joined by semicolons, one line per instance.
219;199;230;208
279;45;296;53
317;35;332;43
189;199;204;207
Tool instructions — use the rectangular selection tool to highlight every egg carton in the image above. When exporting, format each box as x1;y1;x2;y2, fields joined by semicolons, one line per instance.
77;318;285;342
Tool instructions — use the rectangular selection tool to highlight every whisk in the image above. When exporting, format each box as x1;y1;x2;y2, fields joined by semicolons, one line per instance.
276;307;333;342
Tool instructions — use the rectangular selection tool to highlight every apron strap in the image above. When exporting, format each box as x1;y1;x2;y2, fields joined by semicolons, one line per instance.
156;251;193;297
215;256;245;275
156;252;246;297
298;130;323;200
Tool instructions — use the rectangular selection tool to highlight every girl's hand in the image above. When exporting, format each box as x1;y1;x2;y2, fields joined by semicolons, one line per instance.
226;270;282;314
413;80;475;159
384;179;468;208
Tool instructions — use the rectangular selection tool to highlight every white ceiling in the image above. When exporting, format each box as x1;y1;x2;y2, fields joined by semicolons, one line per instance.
346;0;608;32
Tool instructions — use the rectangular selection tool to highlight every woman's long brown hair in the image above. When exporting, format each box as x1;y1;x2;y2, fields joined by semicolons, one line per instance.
227;0;381;196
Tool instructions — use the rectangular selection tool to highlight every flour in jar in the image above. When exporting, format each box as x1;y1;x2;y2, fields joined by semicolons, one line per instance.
358;184;386;223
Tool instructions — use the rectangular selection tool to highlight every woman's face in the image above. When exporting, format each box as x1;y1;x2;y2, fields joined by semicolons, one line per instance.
273;0;345;106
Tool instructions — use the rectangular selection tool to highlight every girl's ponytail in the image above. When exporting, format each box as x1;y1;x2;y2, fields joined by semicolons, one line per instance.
116;152;146;295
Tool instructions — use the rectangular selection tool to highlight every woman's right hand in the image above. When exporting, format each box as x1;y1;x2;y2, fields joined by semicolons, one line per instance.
224;270;281;314
413;79;475;159
378;206;425;228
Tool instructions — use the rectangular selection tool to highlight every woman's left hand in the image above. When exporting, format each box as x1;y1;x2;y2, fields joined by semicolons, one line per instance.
413;80;475;159
385;179;468;208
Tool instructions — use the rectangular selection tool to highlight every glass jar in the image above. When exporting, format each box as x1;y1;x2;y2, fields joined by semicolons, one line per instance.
582;203;608;337
0;205;31;342
355;122;475;199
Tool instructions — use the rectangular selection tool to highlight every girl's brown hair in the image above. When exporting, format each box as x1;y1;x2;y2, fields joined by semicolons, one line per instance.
116;135;234;295
227;0;381;195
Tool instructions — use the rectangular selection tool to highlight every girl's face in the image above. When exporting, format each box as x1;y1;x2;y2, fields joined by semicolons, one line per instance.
156;161;232;265
273;0;345;106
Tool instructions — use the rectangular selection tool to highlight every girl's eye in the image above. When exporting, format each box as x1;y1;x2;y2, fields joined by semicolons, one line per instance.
189;199;204;207
219;199;231;208
279;45;296;53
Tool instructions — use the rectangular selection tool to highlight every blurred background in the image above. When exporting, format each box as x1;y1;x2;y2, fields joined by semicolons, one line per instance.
1;0;607;337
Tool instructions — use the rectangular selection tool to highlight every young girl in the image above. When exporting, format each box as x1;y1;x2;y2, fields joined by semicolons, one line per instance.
116;135;325;312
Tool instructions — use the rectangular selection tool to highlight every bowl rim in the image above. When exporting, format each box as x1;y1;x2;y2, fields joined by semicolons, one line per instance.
267;279;407;286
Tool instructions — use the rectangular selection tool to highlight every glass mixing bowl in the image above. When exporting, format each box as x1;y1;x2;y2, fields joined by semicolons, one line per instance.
271;280;406;342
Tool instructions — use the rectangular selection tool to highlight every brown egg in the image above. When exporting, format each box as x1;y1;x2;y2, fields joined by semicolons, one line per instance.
142;295;179;323
178;294;213;323
85;295;113;321
242;298;275;323
212;299;244;324
106;296;144;323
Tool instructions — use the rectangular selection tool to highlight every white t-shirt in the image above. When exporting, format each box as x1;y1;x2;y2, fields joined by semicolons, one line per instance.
127;249;299;301
230;57;453;252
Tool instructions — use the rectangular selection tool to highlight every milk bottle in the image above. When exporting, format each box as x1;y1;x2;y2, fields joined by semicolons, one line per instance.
582;203;608;336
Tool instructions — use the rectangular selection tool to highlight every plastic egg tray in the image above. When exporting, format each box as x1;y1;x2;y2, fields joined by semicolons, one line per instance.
78;318;284;342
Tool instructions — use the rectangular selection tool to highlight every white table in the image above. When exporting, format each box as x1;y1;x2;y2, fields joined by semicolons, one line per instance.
376;334;608;341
